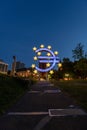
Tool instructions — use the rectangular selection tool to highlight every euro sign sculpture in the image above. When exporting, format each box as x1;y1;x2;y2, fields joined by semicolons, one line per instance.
33;47;60;72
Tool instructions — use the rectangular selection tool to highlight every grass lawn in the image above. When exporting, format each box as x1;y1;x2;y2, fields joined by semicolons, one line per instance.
0;74;30;115
53;80;87;111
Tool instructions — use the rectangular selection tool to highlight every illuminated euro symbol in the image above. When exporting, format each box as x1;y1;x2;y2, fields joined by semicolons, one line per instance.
35;48;60;72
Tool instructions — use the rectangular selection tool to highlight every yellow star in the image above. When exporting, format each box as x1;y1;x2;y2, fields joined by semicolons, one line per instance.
40;44;44;48
49;70;54;74
58;63;62;67
37;52;41;56
31;64;35;68
34;56;37;60
46;63;50;67
47;53;51;56
33;47;37;51
54;51;58;55
48;45;51;49
34;70;38;74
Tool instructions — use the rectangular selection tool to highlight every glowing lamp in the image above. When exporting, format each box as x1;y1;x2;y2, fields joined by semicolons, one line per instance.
65;73;69;77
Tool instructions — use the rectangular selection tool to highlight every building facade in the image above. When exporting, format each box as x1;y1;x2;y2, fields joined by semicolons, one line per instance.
15;61;25;70
0;60;8;74
11;58;25;76
16;68;31;77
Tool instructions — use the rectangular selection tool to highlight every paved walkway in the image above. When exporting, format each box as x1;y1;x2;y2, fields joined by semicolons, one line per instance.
0;81;87;130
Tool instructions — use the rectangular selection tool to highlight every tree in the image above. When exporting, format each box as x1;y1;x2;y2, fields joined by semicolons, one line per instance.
74;58;87;79
62;58;74;73
85;52;87;59
72;43;84;61
72;43;87;79
56;58;75;79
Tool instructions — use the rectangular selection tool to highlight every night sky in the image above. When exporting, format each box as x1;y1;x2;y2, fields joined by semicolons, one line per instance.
0;0;87;69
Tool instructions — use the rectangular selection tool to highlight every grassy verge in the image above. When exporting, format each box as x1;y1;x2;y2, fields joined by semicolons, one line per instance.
0;74;35;115
53;80;87;111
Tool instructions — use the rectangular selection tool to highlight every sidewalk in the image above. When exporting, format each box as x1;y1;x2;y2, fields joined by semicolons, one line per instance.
0;81;87;130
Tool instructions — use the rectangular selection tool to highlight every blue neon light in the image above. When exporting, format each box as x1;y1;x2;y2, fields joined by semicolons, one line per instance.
38;56;59;59
39;60;59;63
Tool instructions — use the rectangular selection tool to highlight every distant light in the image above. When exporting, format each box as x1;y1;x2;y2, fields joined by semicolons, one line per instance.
49;70;54;74
46;63;50;67
27;70;30;73
47;52;51;56
54;51;58;55
40;44;44;48
48;45;51;49
34;56;37;60
31;64;35;68
37;52;41;56
65;73;69;77
34;70;38;74
33;47;37;51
